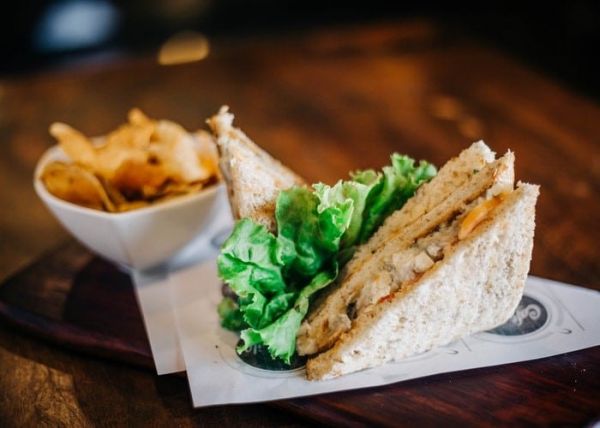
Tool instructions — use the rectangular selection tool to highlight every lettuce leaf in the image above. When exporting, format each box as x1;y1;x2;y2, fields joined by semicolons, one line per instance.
217;219;288;329
217;297;247;331
356;155;437;242
313;180;376;248
217;152;436;364
238;265;337;363
218;218;286;297
275;186;353;279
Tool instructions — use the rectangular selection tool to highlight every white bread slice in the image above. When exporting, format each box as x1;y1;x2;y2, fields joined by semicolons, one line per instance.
207;106;305;232
355;141;495;260
306;183;539;380
297;147;514;356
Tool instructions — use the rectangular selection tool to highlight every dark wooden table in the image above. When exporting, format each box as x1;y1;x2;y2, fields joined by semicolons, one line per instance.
1;20;598;427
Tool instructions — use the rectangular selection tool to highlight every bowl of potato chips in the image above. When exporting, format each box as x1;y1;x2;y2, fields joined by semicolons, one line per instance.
34;108;225;270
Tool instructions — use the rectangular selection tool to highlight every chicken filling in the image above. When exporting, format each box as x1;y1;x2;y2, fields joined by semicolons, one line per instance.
345;191;507;323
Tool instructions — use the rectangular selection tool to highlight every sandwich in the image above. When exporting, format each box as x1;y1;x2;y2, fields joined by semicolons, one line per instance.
209;107;539;380
207;106;305;232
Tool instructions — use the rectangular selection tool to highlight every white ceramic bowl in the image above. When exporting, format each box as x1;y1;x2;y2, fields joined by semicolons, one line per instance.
34;145;226;270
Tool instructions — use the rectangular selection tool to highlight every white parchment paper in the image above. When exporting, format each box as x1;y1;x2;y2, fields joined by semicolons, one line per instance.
130;194;232;374
168;260;600;407
132;268;185;374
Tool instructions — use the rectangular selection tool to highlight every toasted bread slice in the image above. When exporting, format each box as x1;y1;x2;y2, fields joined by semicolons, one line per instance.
306;183;539;380
355;141;496;259
297;143;514;356
207;106;305;232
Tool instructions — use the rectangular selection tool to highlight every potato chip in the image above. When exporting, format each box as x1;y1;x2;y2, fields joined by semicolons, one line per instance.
149;120;208;183
101;179;128;206
116;200;151;212
41;161;116;211
193;130;220;179
94;124;151;179
161;181;205;196
111;159;170;199
128;108;153;127
44;108;220;212
49;123;97;168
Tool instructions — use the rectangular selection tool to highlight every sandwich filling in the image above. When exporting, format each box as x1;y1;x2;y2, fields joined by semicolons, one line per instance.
366;192;507;310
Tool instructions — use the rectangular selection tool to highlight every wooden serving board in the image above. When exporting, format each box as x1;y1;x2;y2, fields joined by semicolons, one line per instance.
1;240;599;426
0;240;154;369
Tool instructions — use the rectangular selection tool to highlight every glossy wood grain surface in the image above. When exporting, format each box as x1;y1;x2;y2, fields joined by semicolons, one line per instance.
0;20;598;426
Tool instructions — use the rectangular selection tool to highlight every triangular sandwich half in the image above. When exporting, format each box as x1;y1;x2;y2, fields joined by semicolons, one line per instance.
297;143;515;356
299;149;538;379
207;106;305;232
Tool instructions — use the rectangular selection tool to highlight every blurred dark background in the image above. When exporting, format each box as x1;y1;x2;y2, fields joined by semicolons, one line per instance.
3;1;600;99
